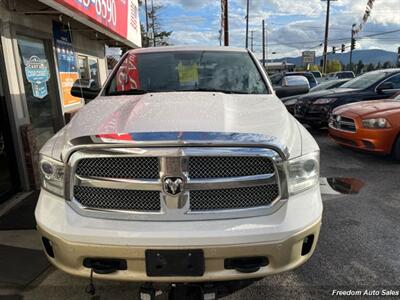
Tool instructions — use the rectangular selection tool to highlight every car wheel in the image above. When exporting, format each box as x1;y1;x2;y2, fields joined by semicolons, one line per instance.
393;135;400;161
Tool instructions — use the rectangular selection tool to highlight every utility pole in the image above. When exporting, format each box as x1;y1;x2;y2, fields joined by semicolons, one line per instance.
151;0;155;47
322;0;336;74
349;24;356;69
221;0;229;46
250;30;254;52
245;0;249;48
144;0;149;47
262;20;266;68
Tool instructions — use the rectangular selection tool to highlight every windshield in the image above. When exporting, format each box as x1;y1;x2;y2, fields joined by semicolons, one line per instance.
311;71;322;78
310;80;340;92
341;72;390;89
106;51;269;95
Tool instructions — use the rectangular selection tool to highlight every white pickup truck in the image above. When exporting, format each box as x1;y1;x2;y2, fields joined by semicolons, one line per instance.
35;46;322;294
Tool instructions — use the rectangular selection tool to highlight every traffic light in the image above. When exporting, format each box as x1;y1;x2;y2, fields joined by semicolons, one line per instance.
332;46;336;54
351;38;356;51
341;44;346;53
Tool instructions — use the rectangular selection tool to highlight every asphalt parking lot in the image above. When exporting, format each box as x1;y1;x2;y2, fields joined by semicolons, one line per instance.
2;128;400;300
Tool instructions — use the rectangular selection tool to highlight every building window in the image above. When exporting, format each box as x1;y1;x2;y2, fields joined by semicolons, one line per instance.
77;55;99;89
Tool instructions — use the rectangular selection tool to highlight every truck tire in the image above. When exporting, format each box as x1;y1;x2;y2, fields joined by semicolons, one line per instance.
393;135;400;161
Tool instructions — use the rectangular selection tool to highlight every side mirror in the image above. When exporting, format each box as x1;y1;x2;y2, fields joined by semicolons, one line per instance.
71;79;100;102
275;75;310;98
71;86;100;101
377;81;394;93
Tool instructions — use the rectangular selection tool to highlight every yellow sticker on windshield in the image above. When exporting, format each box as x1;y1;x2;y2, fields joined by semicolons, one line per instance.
177;62;199;85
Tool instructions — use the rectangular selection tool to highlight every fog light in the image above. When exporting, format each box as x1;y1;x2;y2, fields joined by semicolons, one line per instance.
301;235;314;256
42;237;55;258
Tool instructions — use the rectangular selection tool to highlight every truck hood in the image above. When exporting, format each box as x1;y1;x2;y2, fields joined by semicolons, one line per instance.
44;92;303;160
334;100;400;117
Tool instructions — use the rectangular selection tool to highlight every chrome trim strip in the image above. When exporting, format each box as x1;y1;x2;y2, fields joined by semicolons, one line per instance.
75;176;162;191
186;174;276;190
63;132;290;161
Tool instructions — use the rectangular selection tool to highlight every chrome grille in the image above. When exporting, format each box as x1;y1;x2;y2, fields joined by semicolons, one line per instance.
190;184;280;211
74;186;161;211
188;156;275;179
69;147;285;221
330;115;356;132
76;157;159;179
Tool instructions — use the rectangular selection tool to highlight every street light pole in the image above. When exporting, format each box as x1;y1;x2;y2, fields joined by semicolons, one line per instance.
245;0;249;48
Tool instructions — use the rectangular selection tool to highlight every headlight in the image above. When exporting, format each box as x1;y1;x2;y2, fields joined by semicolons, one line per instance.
362;118;390;129
287;151;320;195
284;99;297;106
313;98;337;104
39;155;65;197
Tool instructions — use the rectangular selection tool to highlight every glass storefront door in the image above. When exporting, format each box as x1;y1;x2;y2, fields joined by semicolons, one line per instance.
17;35;60;150
0;54;20;203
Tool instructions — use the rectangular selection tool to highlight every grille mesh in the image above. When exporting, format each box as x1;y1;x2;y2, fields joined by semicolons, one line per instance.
74;186;161;211
189;184;280;211
188;156;274;179
76;157;159;179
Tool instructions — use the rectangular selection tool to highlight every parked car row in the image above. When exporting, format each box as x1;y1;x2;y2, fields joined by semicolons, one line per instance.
274;68;400;160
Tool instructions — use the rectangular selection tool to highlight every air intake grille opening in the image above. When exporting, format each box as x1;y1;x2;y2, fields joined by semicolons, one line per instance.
74;186;161;211
190;184;279;211
76;157;159;179
188;156;275;179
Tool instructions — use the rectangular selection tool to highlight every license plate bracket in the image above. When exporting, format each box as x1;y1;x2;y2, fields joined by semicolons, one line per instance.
145;249;205;277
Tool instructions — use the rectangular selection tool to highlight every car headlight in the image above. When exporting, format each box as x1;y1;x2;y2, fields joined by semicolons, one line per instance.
287;151;320;195
313;98;337;104
39;155;65;197
284;99;298;106
362;118;390;129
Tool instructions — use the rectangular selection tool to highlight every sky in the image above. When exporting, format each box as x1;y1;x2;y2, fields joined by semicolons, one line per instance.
141;0;400;58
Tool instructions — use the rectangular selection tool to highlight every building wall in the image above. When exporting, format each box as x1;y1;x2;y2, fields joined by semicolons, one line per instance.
0;0;109;191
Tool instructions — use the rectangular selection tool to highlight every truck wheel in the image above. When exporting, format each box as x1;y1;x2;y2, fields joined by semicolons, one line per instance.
393;135;400;161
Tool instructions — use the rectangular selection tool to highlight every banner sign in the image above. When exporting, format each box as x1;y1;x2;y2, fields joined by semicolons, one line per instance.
53;21;81;106
116;53;140;91
42;0;141;47
24;56;50;99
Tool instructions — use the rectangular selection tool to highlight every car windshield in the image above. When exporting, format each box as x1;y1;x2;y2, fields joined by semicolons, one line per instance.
106;51;269;95
310;80;342;92
341;71;390;89
311;71;322;78
337;72;354;79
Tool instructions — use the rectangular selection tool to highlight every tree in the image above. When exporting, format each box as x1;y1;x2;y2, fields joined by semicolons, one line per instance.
139;0;172;47
356;60;364;75
366;63;375;72
376;62;382;70
326;60;342;73
382;61;393;69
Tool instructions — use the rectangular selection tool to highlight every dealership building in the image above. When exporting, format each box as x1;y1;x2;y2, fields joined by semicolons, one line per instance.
0;0;141;204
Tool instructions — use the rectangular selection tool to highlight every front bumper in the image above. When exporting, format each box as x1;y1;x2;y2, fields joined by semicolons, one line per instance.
35;187;322;282
328;122;396;155
294;104;331;123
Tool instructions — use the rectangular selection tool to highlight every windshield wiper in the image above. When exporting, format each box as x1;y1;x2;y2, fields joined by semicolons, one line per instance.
107;89;156;96
182;88;252;94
